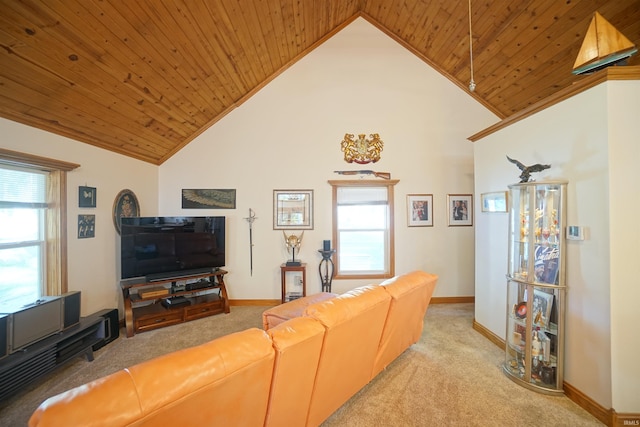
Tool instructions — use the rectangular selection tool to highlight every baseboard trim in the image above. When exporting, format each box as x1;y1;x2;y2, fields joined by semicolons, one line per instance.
472;318;504;349
612;411;640;427
473;318;636;427
229;299;280;306
563;381;611;426
431;296;474;304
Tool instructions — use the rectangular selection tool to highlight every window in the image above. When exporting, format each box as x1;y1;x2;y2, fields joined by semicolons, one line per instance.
0;149;79;307
0;167;47;306
330;179;398;279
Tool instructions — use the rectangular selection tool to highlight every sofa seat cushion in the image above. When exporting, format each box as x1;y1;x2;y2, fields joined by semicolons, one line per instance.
262;292;338;330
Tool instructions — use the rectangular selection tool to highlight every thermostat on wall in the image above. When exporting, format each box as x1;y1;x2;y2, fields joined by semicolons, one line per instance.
566;225;584;240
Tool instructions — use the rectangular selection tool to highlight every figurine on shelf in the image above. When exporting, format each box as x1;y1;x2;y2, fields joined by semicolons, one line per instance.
506;156;551;183
520;211;529;241
549;209;559;243
283;231;304;266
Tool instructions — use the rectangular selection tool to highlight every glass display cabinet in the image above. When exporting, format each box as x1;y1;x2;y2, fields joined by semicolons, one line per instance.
504;181;567;394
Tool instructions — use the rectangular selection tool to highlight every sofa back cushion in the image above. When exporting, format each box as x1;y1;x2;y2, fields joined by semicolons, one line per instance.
29;328;275;427
372;271;438;377
265;317;325;427
304;285;391;426
129;328;274;426
29;370;141;427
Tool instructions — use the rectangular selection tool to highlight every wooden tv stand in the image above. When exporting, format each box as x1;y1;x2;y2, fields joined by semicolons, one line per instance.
121;270;230;338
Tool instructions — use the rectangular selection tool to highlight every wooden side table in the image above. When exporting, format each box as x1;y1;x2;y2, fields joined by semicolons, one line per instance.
280;263;306;303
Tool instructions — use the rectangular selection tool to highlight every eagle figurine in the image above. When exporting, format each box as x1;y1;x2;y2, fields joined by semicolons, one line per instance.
506;156;551;183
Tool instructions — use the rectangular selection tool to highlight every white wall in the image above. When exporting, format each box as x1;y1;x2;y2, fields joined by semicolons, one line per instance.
0;117;158;316
607;81;640;413
159;18;497;299
473;79;640;412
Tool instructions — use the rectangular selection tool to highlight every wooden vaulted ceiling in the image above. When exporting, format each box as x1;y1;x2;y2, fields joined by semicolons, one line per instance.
1;1;639;165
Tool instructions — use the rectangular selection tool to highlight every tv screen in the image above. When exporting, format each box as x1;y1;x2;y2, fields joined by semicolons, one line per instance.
120;216;225;281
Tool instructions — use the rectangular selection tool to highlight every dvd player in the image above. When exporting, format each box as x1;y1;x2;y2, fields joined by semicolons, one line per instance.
186;280;212;291
161;296;190;308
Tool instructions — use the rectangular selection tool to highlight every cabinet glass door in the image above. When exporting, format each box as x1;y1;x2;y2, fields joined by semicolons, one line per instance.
504;181;566;395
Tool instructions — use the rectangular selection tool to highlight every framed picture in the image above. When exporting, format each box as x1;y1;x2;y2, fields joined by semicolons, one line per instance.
532;288;554;327
273;190;313;230
78;186;97;208
407;194;433;227
481;191;508;213
181;189;236;209
534;245;560;285
112;189;140;235
78;214;95;238
447;194;473;226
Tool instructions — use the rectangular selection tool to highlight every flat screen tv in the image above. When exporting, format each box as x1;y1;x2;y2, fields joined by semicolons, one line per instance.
120;216;225;281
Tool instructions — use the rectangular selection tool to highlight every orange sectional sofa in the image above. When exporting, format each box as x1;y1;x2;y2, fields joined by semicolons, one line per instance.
29;270;438;427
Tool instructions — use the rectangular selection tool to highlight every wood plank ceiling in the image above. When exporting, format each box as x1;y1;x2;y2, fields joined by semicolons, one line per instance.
1;0;639;165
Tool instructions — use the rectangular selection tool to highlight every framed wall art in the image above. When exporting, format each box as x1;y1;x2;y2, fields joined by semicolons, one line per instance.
447;194;473;226
181;189;236;209
78;214;95;238
481;191;508;213
112;189;140;235
273;190;313;230
532;288;554;327
407;194;433;227
78;186;96;208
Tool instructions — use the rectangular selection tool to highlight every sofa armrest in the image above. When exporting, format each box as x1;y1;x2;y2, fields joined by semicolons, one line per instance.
262;292;338;330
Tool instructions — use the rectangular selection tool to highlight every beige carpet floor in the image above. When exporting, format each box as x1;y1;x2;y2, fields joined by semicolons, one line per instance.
0;303;603;426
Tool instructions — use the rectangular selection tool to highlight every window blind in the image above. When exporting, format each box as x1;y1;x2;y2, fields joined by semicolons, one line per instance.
337;187;388;205
0;166;48;208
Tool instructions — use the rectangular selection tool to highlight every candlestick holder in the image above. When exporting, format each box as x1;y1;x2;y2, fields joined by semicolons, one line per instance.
318;249;336;293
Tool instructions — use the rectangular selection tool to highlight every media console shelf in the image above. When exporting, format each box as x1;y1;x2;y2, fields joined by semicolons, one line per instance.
121;270;230;338
0;316;104;402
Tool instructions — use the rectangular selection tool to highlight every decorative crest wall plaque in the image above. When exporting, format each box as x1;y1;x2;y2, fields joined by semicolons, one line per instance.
112;189;140;235
341;133;383;164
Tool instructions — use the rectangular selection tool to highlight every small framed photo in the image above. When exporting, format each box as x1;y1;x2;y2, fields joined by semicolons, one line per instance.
273;190;314;230
78;214;95;238
481;191;508;213
447;194;473;226
79;186;96;208
407;194;433;227
532;288;554;327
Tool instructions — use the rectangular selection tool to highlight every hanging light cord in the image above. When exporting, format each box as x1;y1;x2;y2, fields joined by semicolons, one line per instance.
468;0;476;92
